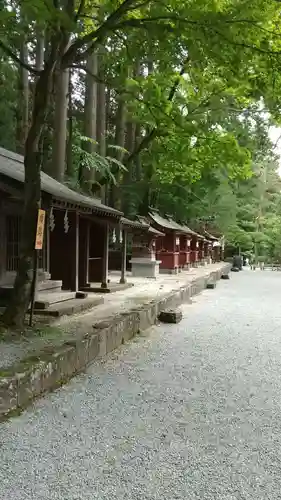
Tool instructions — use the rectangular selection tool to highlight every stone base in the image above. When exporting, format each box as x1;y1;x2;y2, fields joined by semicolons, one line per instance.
206;282;216;289
130;258;161;279
231;267;240;272
159;267;179;275
158;309;183;324
221;274;230;280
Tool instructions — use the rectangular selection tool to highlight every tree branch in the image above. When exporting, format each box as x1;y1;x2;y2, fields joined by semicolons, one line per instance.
62;0;141;67
75;0;86;21
0;40;41;75
114;16;281;53
70;63;109;85
208;27;281;57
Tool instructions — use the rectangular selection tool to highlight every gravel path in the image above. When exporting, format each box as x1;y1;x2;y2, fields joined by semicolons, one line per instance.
0;264;222;369
1;270;281;499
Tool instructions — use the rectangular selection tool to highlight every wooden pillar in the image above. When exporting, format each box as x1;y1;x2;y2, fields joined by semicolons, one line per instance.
0;205;5;282
78;217;90;288
85;221;90;284
46;217;50;274
101;222;109;288
70;211;79;291
120;229;127;284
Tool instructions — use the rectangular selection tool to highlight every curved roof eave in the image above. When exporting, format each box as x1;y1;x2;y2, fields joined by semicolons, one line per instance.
0;147;122;218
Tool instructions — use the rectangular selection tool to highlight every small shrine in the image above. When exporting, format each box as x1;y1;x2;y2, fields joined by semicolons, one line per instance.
179;224;201;269
198;237;207;264
203;239;213;264
203;230;223;262
129;216;164;278
147;211;184;274
190;231;202;267
0;147;122;314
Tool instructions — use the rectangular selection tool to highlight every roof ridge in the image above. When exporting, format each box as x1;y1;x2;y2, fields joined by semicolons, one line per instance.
0;147;122;217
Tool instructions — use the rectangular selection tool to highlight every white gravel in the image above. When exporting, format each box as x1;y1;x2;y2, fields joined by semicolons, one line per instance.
1;270;281;499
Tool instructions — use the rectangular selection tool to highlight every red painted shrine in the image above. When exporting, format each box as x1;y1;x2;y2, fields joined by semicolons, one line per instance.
129;216;164;278
147;211;185;273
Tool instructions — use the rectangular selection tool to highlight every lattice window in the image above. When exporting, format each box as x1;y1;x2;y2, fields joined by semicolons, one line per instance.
6;215;20;271
5;215;48;272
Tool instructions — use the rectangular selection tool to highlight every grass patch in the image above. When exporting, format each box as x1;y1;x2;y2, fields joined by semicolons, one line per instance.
0;322;63;342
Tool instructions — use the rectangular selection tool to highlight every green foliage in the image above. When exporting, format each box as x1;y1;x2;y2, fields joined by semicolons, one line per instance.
0;54;17;150
70;132;127;188
226;225;254;252
1;0;281;242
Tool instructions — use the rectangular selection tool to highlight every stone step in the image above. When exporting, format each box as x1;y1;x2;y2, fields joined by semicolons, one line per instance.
33;295;104;317
38;280;63;292
81;282;133;294
34;291;88;310
37;271;51;281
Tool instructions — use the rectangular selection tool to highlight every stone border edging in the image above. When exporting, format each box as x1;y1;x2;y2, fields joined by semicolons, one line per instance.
0;264;230;419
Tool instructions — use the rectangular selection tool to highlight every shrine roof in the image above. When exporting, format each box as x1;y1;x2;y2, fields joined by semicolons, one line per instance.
148;212;185;232
148;226;165;237
181;224;205;239
203;230;219;241
0;148;122;218
136;216;165;236
121;217;149;230
121;216;164;236
148;212;206;238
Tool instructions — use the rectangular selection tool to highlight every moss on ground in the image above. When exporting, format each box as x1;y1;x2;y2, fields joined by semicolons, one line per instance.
0;323;63;342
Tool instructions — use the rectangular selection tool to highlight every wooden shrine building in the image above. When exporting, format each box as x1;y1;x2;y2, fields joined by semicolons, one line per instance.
146;211;183;273
0;148;122;311
129;216;164;278
203;230;223;262
108;216;164;281
147;210;212;272
179;224;205;269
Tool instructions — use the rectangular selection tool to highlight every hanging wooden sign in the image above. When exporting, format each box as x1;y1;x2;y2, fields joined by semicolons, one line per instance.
35;209;46;250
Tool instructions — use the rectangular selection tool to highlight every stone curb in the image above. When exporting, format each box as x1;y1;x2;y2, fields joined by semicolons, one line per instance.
0;264;231;419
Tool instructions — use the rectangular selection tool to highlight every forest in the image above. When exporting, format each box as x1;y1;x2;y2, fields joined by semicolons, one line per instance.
2;0;281;325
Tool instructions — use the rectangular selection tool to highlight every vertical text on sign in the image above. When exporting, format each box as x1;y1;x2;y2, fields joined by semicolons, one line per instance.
35;209;46;250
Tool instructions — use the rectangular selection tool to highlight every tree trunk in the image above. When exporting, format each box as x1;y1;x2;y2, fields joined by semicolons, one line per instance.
135;123;142;182
2;63;56;328
121;60;141;215
121;120;136;215
17;40;29;154
66;69;74;179
96;48;106;202
81;52;98;191
51;68;69;181
35;29;45;71
139;162;153;216
109;95;126;209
